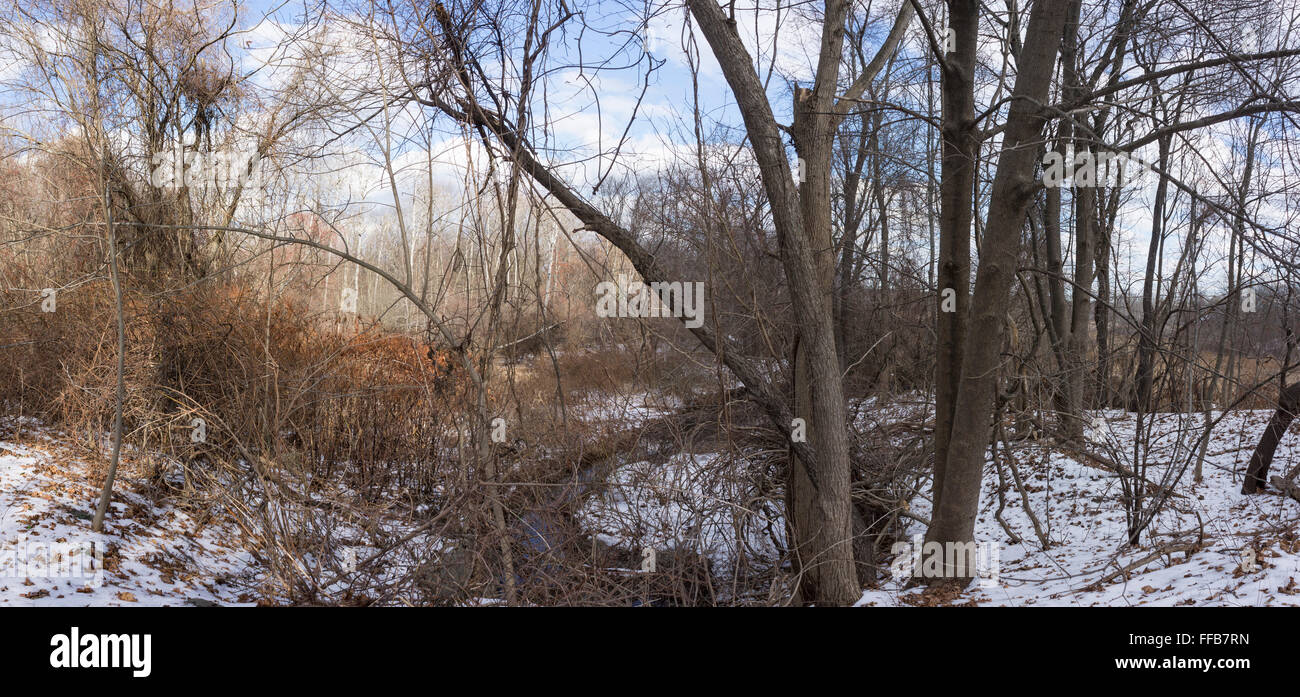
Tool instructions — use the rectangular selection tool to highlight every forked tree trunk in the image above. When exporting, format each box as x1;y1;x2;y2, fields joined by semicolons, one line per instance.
686;0;857;607
926;0;1070;582
690;0;912;606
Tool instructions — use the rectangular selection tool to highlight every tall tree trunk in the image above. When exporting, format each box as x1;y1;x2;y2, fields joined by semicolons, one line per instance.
689;0;882;606
1045;0;1091;440
834;109;872;371
1094;185;1117;406
926;0;1070;581
785;0;859;606
933;0;978;518
1065;172;1096;435
1134;134;1172;415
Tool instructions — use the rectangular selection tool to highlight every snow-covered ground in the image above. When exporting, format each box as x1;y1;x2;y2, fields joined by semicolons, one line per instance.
860;409;1300;606
6;405;1300;606
574;390;681;426
567;405;1300;606
0;423;255;606
580;451;782;567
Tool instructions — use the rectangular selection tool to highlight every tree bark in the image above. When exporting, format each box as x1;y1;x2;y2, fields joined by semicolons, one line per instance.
686;0;858;606
926;0;1070;581
1242;382;1300;494
689;0;912;604
933;0;977;518
1045;0;1092;440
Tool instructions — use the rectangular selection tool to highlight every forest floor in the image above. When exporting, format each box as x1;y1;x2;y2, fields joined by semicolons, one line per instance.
859;409;1300;606
4;406;1300;606
0;418;255;606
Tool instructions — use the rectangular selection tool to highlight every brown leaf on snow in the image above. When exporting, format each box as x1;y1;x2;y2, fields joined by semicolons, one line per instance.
115;591;137;602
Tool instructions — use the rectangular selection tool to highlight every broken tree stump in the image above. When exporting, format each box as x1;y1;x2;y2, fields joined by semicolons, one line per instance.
1242;382;1300;494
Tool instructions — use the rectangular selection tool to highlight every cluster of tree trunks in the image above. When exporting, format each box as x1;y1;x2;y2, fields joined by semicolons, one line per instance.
926;0;1070;580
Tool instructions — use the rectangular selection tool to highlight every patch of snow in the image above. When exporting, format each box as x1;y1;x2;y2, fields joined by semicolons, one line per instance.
0;432;256;606
859;410;1300;606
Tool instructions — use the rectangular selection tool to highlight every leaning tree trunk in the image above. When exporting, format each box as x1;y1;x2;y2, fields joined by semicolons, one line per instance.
1241;382;1300;494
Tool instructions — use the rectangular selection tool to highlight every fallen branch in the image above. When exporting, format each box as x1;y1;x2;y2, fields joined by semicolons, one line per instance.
1075;542;1200;592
